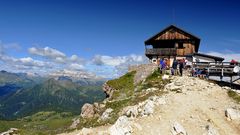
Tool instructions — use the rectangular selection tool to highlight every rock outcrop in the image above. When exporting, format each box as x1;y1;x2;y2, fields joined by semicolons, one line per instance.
109;116;132;135
80;103;95;118
225;108;240;120
99;108;113;121
69;118;80;129
171;121;187;135
102;82;116;98
142;100;155;115
205;125;220;135
0;128;19;135
122;96;166;117
80;102;105;119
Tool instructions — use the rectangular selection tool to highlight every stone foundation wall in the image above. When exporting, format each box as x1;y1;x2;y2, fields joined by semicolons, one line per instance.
128;63;159;85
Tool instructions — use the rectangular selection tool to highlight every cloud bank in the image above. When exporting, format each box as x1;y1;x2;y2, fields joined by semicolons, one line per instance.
3;41;239;78
0;43;147;78
205;51;240;62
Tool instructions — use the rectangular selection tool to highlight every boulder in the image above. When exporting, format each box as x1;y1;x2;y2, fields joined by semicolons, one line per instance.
225;108;240;120
155;97;166;105
0;128;19;135
165;82;181;91
206;125;220;135
102;83;115;98
81;103;95;118
143;100;155;115
149;96;166;105
100;108;113;121
109;116;132;135
123;105;139;118
171;121;187;135
69;118;80;129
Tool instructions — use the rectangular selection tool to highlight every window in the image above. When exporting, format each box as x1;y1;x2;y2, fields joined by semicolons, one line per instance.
178;43;184;49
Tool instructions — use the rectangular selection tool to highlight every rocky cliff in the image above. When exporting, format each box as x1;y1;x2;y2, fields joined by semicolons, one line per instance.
59;65;240;135
102;64;158;99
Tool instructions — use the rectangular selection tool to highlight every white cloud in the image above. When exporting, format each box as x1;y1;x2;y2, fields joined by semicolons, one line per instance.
55;57;66;63
28;46;66;58
205;51;240;62
69;63;84;70
0;54;51;68
28;46;85;65
91;54;148;77
1;43;149;78
92;54;147;67
93;55;125;66
70;55;78;62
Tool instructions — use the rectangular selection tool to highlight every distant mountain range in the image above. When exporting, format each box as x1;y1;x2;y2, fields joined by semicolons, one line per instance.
0;70;107;120
50;69;107;86
0;70;44;97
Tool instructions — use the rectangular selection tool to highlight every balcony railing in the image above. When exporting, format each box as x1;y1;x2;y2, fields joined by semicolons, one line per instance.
145;48;177;56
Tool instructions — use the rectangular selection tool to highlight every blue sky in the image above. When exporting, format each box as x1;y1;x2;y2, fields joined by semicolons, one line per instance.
0;0;240;78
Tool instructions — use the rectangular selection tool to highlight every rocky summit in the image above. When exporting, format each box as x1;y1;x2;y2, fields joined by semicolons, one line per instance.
58;64;240;135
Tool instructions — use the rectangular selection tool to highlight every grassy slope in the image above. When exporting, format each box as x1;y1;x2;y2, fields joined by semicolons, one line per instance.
107;71;136;100
1;70;169;134
0;111;74;135
74;70;169;130
228;90;240;103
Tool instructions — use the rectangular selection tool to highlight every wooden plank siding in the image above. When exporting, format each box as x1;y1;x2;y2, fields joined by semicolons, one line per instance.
176;43;195;56
145;48;177;56
155;30;190;40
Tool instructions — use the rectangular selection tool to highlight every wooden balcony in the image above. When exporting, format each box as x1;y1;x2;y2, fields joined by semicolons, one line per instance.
145;48;177;56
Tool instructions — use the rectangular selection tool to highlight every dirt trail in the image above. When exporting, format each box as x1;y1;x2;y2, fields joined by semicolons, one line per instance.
61;76;240;135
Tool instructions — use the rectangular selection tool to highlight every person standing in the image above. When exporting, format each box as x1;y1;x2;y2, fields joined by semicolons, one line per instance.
179;59;184;76
159;58;163;73
160;58;166;74
172;59;178;75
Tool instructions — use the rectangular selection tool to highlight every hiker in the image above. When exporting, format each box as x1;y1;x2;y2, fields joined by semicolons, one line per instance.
171;59;178;75
179;59;184;76
160;58;166;74
159;58;163;73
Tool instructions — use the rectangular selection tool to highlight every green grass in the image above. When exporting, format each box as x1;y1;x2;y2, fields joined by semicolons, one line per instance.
75;70;168;130
140;70;170;91
228;90;240;103
1;70;170;134
107;71;136;100
0;111;75;135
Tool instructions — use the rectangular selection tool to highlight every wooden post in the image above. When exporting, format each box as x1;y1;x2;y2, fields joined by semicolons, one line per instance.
220;68;224;81
230;76;233;88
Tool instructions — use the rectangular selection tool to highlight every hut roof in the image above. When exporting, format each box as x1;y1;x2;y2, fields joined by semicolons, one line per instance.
144;25;201;52
189;53;225;62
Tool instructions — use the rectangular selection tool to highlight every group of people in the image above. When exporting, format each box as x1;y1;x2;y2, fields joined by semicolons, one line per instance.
159;58;186;76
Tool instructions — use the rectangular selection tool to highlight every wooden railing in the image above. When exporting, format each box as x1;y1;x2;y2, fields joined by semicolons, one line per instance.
192;62;240;85
145;48;177;56
192;62;240;77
